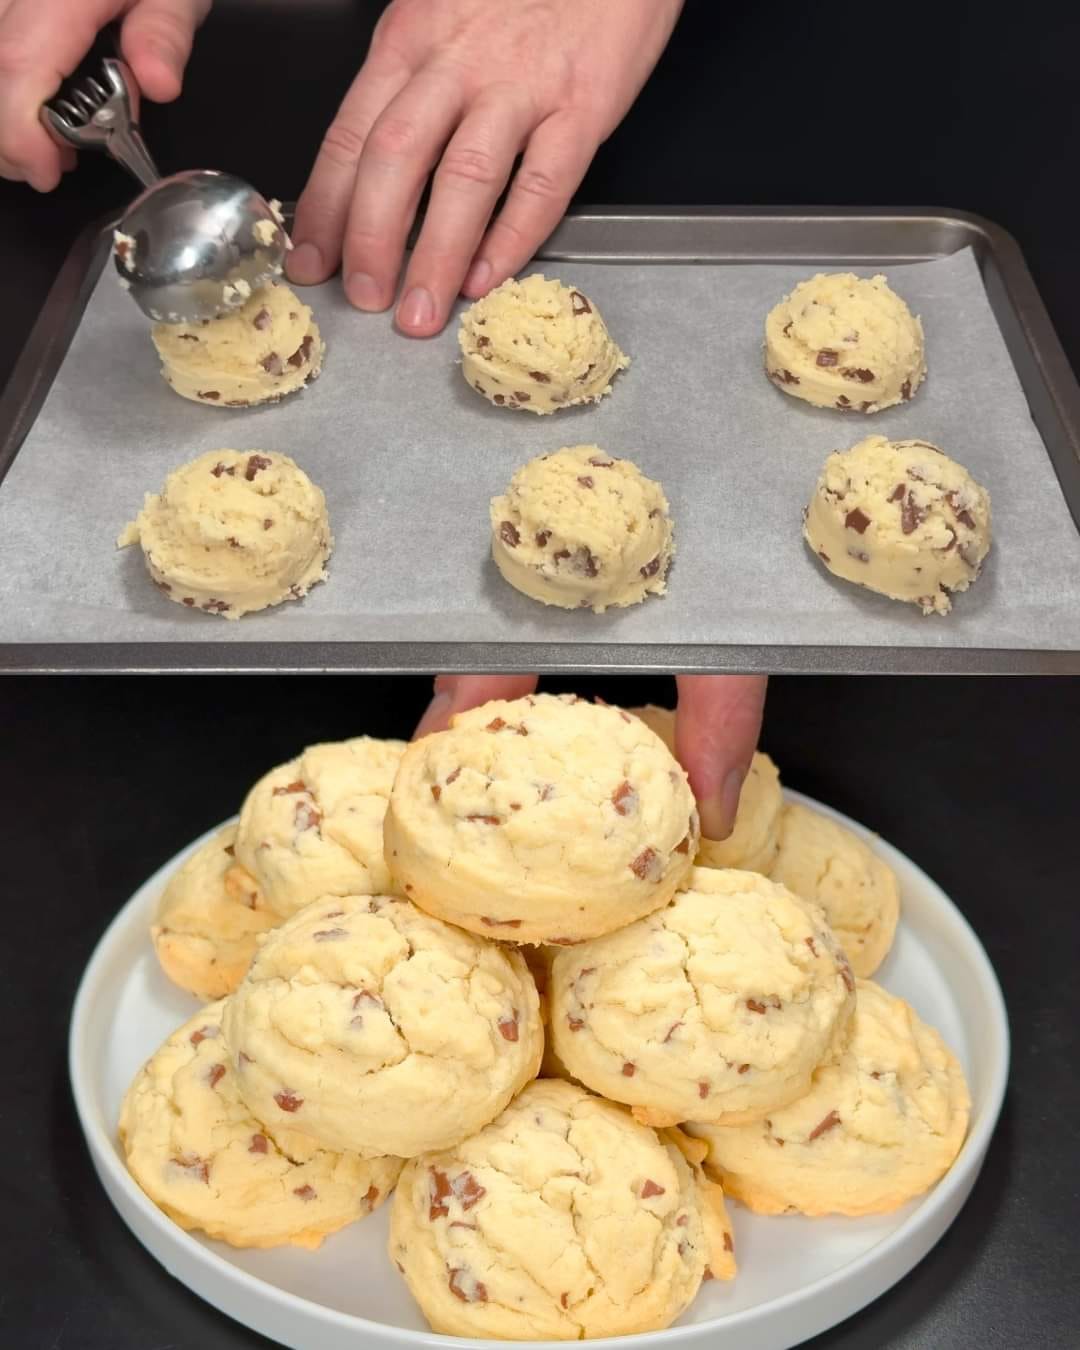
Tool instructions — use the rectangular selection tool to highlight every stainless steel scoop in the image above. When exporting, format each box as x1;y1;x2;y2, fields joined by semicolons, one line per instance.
42;58;287;323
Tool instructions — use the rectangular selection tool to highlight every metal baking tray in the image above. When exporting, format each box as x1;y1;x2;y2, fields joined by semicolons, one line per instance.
2;207;1079;674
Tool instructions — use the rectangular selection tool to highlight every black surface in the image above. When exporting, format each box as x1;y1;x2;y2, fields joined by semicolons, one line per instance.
3;1;1080;1346
3;674;1080;1349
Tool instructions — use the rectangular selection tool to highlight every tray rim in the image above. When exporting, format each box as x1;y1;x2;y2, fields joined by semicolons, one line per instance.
67;787;1011;1350
3;204;1079;675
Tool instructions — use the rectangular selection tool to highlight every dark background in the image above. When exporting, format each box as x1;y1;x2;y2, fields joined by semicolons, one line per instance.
3;2;1080;1348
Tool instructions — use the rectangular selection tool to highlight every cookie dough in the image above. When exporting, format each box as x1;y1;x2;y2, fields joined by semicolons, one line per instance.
459;274;628;413
223;894;542;1158
765;272;925;413
769;804;900;978
490;445;674;613
389;1079;731;1341
628;707;783;875
688;980;970;1216
117;448;332;619
150;824;279;1001
235;736;406;917
152;281;323;407
804;435;991;615
118;999;400;1249
550;867;855;1128
384;694;699;945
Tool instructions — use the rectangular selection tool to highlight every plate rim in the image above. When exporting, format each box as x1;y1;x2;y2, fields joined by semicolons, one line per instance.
68;789;1010;1349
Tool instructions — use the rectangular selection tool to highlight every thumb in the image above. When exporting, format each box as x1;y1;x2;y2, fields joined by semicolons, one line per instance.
674;675;768;841
120;0;209;103
413;673;540;740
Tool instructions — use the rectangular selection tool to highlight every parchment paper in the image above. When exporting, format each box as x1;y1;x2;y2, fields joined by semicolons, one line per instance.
1;247;1079;651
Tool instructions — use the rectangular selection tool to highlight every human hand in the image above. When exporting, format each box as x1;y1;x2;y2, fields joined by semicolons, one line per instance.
0;0;209;191
288;0;684;336
413;673;769;841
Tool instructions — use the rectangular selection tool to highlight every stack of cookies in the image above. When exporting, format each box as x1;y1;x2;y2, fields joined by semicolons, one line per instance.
120;693;970;1341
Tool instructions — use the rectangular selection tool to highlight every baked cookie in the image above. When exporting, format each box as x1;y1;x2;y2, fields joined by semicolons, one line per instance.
117;449;332;619
804;435;991;615
150;824;278;1001
765;272;925;413
628;707;783;874
152;280;323;407
384;694;699;944
769;804;899;978
688;980;970;1216
489;445;674;613
118;999;400;1249
235;736;406;918
550;867;855;1127
223;894;542;1158
459;274;628;413
389;1079;732;1341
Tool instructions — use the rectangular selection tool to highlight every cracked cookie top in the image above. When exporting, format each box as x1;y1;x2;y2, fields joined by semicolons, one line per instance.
769;803;900;978
383;693;699;944
235;736;406;917
390;1079;732;1340
550;867;855;1128
119;997;401;1250
222;894;542;1158
688;979;971;1217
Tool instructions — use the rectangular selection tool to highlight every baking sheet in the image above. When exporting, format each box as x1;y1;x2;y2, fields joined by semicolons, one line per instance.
1;246;1079;652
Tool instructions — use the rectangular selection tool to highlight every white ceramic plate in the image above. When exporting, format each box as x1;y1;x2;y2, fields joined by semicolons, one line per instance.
70;791;1008;1350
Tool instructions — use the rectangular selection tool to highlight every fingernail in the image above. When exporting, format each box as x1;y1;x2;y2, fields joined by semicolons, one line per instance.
413;690;452;740
149;39;182;80
286;242;324;285
700;768;746;842
346;270;384;310
397;285;436;330
464;259;492;295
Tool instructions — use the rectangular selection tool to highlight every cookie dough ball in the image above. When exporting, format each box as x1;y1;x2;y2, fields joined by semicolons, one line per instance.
551;868;855;1128
769;804;899;978
150;825;279;1001
235;736;406;918
765;272;925;413
117;449;332;619
223;894;542;1158
384;694;699;945
804;435;991;615
628;707;783;875
689;980;970;1216
389;1080;732;1341
491;446;674;613
459;274;628;414
152;281;324;407
118;999;401;1249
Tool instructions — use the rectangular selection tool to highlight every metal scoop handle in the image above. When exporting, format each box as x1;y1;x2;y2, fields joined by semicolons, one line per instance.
41;58;159;188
